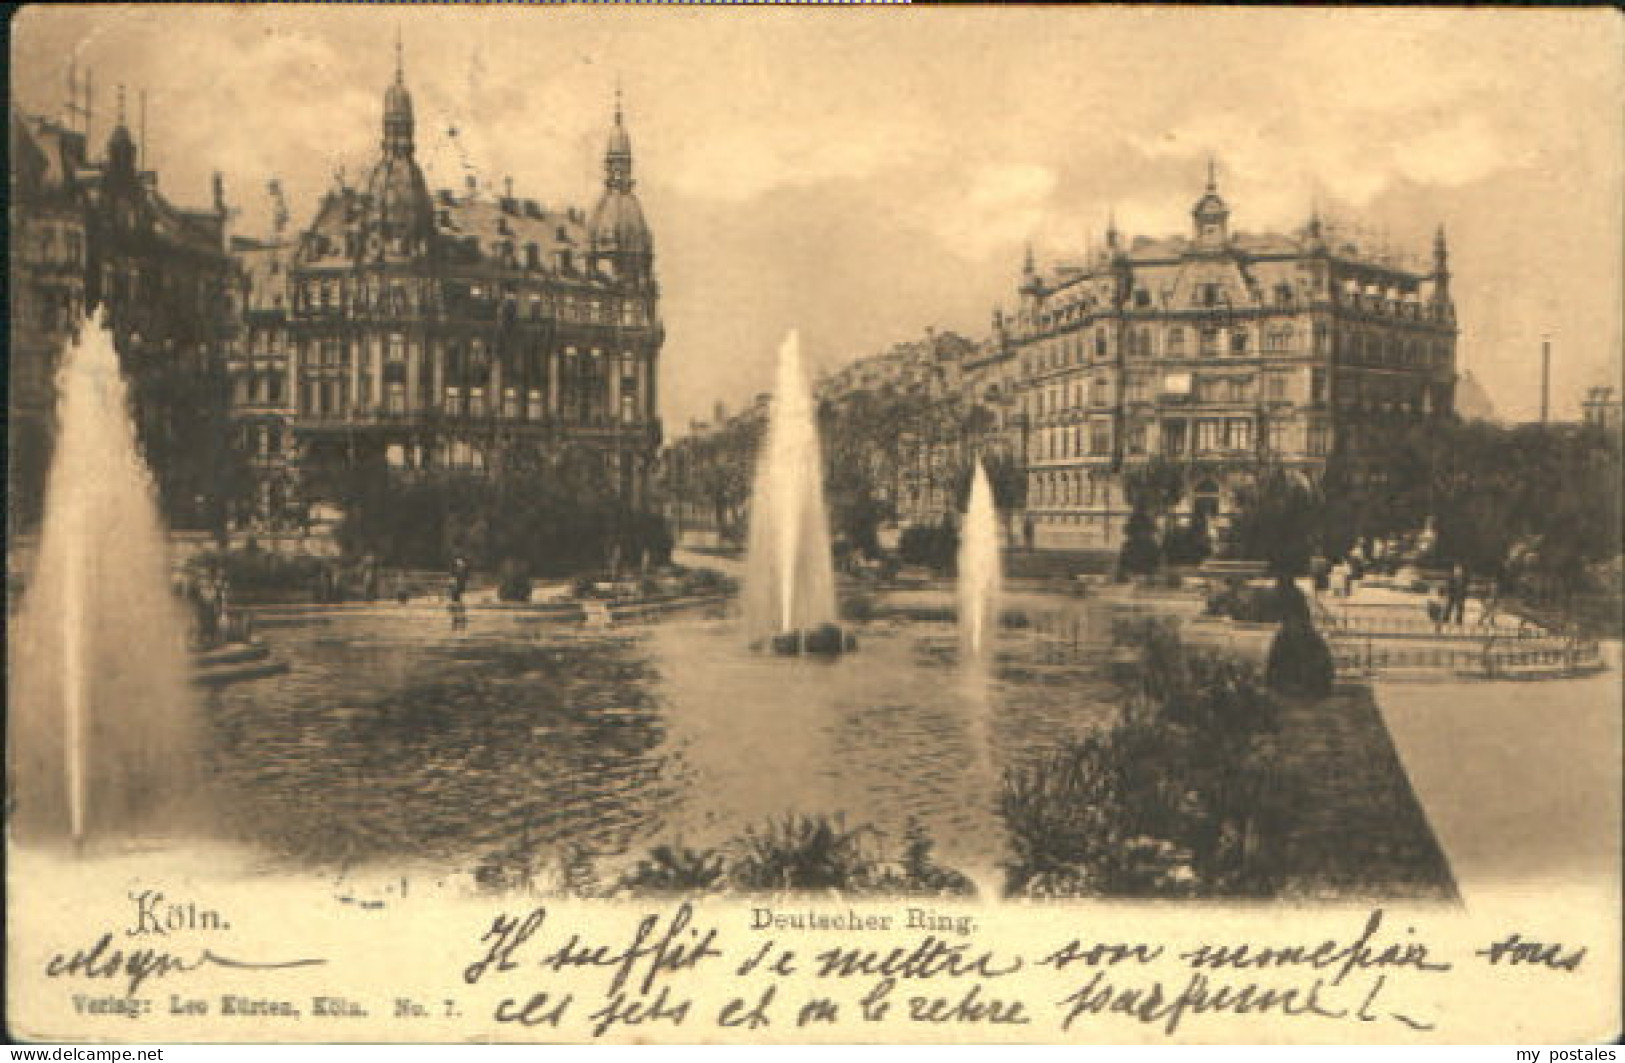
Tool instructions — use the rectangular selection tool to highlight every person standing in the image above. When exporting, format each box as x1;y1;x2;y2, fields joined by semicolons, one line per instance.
1443;564;1469;626
447;556;470;630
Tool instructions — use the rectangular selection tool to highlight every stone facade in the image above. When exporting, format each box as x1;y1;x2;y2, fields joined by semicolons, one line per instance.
8;106;234;535
1008;166;1457;549
227;55;663;532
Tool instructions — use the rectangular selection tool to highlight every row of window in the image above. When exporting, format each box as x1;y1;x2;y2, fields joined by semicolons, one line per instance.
287;337;644;377
24;222;86;268
295;379;645;425
1029;472;1117;509
234;371;286;407
292;278;649;327
1338;332;1450;369
1030;416;1330;464
1023;322;1318;377
1028;369;1307;418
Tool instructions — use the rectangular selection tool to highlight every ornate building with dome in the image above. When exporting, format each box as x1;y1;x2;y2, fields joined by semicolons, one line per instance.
227;52;662;535
998;165;1458;549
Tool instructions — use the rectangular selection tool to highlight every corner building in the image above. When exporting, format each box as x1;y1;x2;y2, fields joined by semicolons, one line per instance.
1011;168;1457;549
10;106;234;536
230;56;662;530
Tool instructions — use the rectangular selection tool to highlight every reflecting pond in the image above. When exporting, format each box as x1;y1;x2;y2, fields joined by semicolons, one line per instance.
205;593;1125;879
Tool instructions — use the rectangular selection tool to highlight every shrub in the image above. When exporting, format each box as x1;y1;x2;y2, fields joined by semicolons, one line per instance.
1265;621;1335;697
1118;505;1161;576
195;548;328;604
609;816;976;898
496;562;533;603
616;844;727;896
877;822;977;897
899;521;959;574
1163;513;1212;567
730;814;880;892
1002;625;1297;898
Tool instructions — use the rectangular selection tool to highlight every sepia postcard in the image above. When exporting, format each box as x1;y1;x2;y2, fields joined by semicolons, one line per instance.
6;4;1622;1045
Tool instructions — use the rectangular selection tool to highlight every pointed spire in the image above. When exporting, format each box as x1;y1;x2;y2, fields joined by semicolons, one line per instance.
117;83;127;126
1206;155;1217;192
382;37;416;158
604;81;634;192
1023;242;1035;275
1105;208;1121;255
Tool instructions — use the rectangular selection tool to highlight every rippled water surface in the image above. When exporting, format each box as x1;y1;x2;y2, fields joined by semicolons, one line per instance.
206;596;1123;875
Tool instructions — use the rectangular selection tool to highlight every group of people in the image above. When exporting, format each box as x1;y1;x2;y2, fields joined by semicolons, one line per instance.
178;567;241;648
1305;523;1496;631
1313;537;1398;598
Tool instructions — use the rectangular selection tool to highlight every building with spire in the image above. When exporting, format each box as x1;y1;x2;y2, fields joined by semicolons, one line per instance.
1006;165;1457;548
227;51;663;537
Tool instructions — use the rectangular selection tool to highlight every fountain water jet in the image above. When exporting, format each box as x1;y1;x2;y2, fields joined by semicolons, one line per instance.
950;458;1008;898
8;310;201;849
958;460;1002;661
743;331;846;653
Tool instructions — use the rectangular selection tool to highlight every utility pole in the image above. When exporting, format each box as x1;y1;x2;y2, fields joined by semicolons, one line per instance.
1541;334;1551;425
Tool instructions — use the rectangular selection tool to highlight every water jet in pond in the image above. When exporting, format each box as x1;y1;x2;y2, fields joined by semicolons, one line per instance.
957;459;1002;662
8;311;201;849
744;332;852;655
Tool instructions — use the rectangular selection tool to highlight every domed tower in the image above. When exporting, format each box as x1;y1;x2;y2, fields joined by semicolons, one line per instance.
362;42;433;259
589;91;654;286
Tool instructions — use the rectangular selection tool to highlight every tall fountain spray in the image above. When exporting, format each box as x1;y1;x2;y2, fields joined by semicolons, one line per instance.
8;311;200;848
957;460;1003;660
743;331;839;644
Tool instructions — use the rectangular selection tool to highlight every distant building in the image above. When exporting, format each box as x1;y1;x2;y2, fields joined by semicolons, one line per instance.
8;104;235;535
227;52;663;532
1454;369;1497;422
817;328;987;525
1007;165;1458;548
1581;386;1622;432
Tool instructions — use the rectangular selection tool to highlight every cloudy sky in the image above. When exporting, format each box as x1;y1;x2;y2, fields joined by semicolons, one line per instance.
14;6;1622;428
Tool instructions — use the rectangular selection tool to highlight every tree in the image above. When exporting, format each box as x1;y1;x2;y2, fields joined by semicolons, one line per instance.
1224;467;1321;578
1121;456;1186;524
1118;456;1187;576
1119;506;1162;576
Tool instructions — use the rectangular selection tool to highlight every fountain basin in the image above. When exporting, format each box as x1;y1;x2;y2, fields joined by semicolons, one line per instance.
192;639;291;687
760;624;858;657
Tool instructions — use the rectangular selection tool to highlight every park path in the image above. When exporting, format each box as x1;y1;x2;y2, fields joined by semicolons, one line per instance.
1373;641;1622;905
